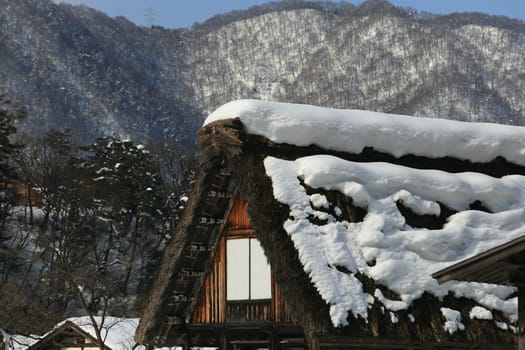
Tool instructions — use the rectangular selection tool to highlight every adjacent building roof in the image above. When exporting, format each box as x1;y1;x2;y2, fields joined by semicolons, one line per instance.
137;100;525;348
432;235;525;285
28;317;142;350
27;320;107;350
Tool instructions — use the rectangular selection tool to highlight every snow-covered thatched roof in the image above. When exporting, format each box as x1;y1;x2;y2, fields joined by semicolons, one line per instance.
205;99;525;166
27;317;142;350
137;100;525;348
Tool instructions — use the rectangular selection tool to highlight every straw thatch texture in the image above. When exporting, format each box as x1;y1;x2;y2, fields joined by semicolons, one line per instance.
136;120;242;345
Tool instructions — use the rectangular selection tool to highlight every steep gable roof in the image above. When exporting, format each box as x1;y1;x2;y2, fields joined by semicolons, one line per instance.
137;100;525;348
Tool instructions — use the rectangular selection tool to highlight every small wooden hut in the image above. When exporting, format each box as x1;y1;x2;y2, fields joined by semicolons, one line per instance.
136;100;525;350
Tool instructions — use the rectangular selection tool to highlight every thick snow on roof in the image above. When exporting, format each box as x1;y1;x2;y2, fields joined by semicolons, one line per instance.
205;100;525;166
6;334;38;350
264;155;523;329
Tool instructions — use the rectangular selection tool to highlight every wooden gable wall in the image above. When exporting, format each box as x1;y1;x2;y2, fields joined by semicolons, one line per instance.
191;194;293;325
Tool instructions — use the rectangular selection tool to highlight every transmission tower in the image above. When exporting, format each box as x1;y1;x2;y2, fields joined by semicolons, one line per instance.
144;6;156;27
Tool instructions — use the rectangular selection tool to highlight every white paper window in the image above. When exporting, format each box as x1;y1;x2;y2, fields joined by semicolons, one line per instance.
226;238;271;300
226;239;250;300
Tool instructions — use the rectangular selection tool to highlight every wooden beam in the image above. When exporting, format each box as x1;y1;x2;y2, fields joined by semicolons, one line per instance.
316;335;515;349
307;336;319;350
229;339;270;344
224;229;256;238
221;332;230;350
519;284;525;350
270;330;278;350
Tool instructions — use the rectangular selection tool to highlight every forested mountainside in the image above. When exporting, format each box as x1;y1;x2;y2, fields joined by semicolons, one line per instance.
1;0;524;146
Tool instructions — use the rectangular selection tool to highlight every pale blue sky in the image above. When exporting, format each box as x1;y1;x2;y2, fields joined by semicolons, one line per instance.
53;0;525;29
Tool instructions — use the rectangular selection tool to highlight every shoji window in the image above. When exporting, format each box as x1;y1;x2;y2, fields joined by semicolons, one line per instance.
226;238;271;300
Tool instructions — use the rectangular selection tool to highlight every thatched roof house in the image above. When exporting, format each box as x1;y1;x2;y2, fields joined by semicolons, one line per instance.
136;100;525;350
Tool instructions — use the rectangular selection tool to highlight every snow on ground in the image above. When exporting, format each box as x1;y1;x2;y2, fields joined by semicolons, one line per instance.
205;99;525;166
264;155;522;329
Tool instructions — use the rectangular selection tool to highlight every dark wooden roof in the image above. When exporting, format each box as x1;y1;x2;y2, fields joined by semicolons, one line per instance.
432;235;525;285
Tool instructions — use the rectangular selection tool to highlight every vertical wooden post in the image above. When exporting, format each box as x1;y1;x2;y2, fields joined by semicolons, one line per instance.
219;236;227;322
182;332;191;350
519;284;525;350
307;336;320;350
221;331;230;350
270;329;279;350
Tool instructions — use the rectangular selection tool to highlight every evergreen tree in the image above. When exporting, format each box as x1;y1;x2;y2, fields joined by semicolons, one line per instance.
0;98;23;224
0;97;24;274
75;137;172;301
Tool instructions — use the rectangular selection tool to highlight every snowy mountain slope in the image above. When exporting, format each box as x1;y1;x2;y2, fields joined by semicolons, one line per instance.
0;0;524;143
189;7;525;124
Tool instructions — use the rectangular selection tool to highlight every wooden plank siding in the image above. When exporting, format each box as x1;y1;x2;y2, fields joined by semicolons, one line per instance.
191;194;294;325
224;193;253;231
273;277;295;324
192;235;226;323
